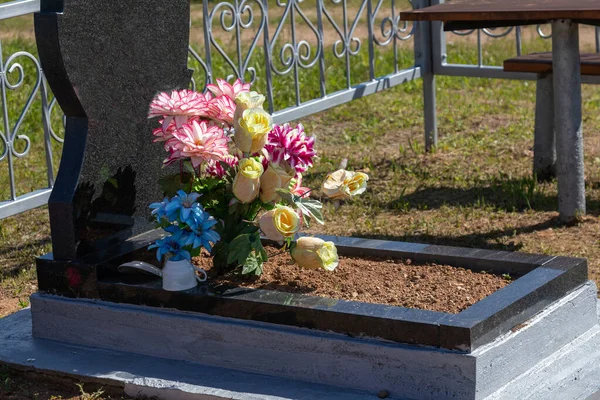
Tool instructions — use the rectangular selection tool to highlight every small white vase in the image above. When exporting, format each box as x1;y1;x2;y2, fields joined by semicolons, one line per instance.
118;258;207;292
162;258;207;291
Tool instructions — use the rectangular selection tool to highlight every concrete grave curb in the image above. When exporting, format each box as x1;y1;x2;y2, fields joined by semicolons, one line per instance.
17;281;599;399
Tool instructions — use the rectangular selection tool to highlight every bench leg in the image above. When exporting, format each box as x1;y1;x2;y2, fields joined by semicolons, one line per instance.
533;73;556;182
552;20;586;222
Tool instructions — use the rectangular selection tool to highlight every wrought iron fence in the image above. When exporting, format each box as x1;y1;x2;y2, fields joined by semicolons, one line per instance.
1;0;600;219
0;0;63;220
188;0;423;122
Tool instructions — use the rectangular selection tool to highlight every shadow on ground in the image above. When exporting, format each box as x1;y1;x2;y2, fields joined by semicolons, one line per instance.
353;216;568;252
387;181;600;216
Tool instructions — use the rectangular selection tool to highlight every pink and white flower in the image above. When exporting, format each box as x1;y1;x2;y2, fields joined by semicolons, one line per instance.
153;124;173;142
290;173;311;198
164;120;229;168
149;90;213;133
207;95;237;125
162;147;185;166
205;155;239;178
152;116;200;143
206;78;251;99
149;90;211;118
264;123;316;173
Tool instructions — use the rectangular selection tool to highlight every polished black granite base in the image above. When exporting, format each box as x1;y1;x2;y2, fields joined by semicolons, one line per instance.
36;231;587;352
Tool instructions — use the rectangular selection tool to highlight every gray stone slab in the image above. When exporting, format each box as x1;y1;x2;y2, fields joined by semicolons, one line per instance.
2;295;600;399
30;293;476;399
0;310;378;400
28;282;600;400
487;321;600;400
473;281;599;398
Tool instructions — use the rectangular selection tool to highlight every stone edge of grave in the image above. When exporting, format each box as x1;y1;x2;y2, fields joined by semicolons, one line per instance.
13;281;599;399
0;309;377;400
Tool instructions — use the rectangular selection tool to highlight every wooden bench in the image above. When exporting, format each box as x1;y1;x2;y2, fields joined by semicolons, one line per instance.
503;52;600;181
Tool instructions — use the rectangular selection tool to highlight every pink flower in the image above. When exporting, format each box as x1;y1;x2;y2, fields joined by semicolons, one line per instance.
207;95;236;125
153;125;173;142
149;90;213;137
149;90;211;118
206;78;251;99
291;173;311;198
264;123;316;173
164;120;229;168
152;116;200;143
206;155;239;178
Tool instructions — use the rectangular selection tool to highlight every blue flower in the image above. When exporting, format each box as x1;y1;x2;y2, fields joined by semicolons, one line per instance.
164;190;202;222
184;207;221;251
149;197;170;222
148;228;191;261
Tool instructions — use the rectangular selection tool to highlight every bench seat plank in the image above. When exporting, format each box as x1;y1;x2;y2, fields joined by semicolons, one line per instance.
504;52;600;75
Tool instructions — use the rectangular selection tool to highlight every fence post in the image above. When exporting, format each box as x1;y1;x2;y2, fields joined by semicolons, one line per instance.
416;0;440;151
202;0;213;85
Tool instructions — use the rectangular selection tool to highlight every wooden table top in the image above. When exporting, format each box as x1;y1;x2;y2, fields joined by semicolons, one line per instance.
400;0;600;31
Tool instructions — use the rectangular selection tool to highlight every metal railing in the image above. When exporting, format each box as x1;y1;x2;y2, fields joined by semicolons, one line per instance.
189;0;424;122
0;0;63;219
1;0;599;219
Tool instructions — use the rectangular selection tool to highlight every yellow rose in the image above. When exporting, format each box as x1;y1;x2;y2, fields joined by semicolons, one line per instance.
291;237;339;271
321;169;369;200
234;91;266;125
234;108;273;154
272;206;300;237
259;210;284;241
232;158;264;203
235;91;265;111
260;161;296;203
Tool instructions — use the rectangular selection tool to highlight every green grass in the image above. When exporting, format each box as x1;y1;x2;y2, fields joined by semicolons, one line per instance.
2;11;600;319
1;6;599;397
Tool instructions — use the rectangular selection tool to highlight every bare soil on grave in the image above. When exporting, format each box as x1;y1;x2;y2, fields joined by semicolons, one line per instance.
195;246;511;314
0;287;22;319
0;367;135;400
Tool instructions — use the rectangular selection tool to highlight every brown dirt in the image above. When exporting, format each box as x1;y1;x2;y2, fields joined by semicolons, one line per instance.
0;287;22;319
0;367;134;400
195;246;510;314
0;281;36;319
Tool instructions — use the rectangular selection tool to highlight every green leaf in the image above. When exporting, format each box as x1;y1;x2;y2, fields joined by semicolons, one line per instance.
183;160;196;174
288;240;297;252
275;189;296;206
251;237;268;263
261;201;276;211
212;241;229;270
228;200;240;215
245;200;263;221
227;234;252;265
189;246;202;258
296;198;325;225
241;251;264;276
240;224;259;236
301;213;311;228
158;173;192;197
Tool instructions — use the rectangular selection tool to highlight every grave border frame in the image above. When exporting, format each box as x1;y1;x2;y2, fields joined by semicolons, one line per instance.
35;233;587;352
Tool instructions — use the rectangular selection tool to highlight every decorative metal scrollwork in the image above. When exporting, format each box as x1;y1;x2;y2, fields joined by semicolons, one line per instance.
0;49;41;162
206;0;267;84
372;0;415;47
536;24;552;39
188;45;210;92
0;41;45;202
270;0;321;75
482;27;514;38
322;0;366;60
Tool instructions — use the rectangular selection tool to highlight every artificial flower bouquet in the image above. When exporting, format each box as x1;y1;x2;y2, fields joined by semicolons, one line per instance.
147;79;368;276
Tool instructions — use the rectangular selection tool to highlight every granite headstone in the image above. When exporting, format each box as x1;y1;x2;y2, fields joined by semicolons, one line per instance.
35;0;191;260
